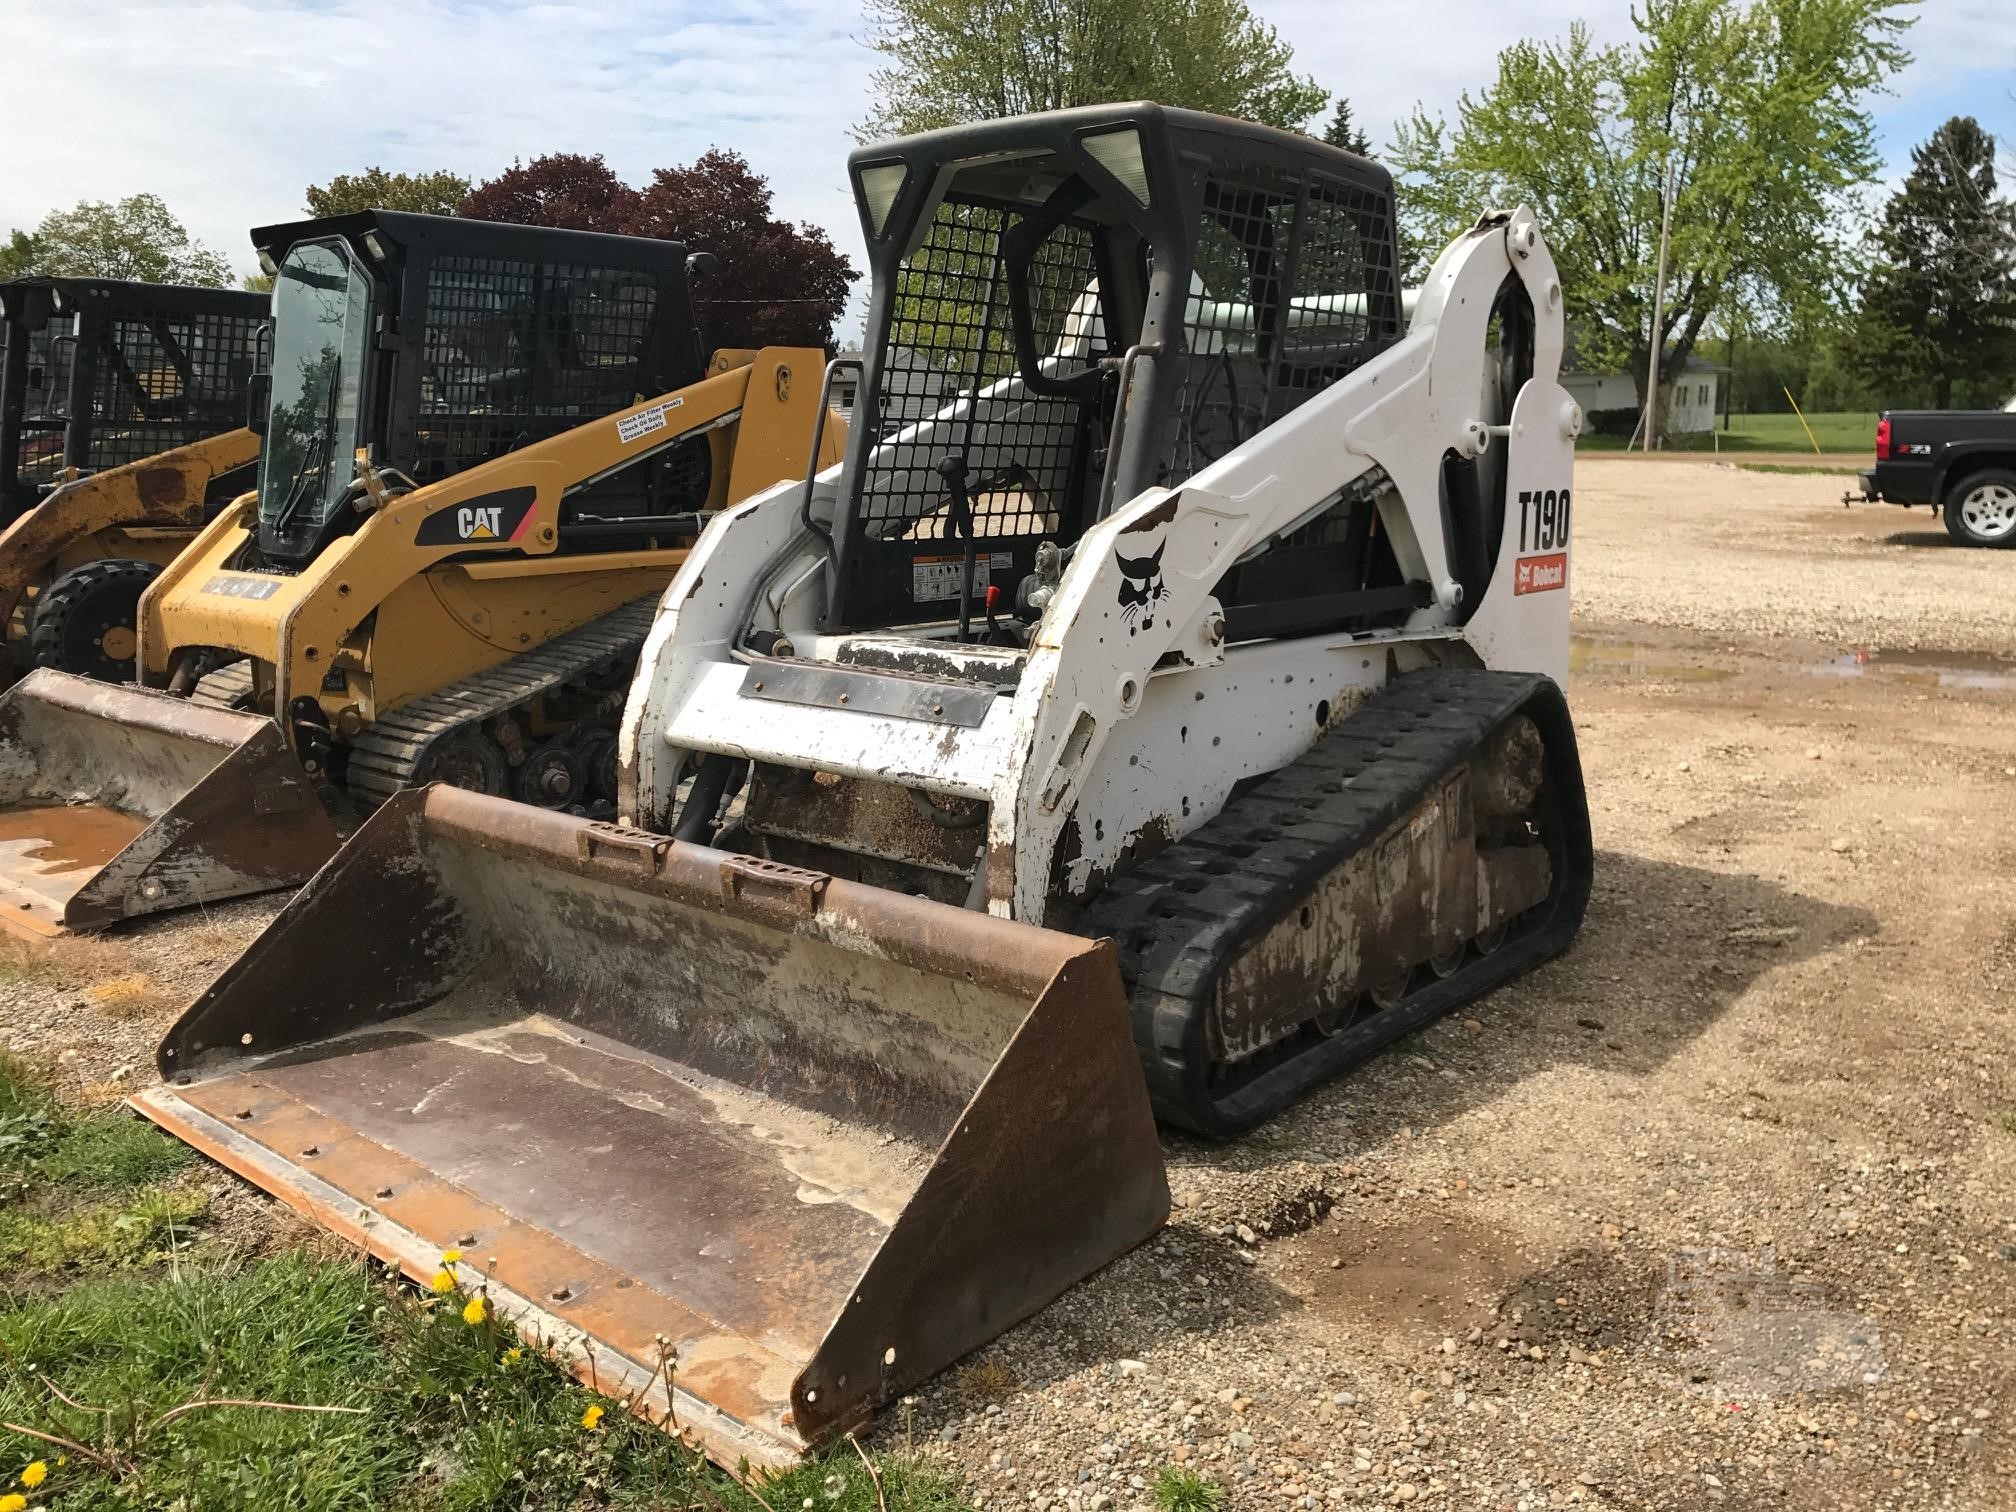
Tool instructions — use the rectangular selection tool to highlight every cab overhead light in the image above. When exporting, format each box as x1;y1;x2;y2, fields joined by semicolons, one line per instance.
858;162;909;238
257;250;278;277
363;232;388;263
1081;128;1151;208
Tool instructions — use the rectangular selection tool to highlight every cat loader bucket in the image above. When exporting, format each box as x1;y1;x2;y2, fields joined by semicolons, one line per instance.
0;670;339;939
133;784;1170;1469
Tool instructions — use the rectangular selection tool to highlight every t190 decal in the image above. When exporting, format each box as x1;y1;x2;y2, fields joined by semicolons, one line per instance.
1513;488;1570;594
1518;488;1571;552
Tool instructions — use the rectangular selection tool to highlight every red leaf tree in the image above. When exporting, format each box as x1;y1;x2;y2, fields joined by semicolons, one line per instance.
458;149;857;351
457;153;641;234
627;149;856;351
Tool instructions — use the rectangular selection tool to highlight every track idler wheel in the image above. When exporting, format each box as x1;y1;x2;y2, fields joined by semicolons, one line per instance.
513;740;587;809
414;731;510;795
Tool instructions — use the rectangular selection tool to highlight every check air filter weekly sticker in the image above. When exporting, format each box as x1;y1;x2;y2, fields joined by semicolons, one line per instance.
617;397;684;445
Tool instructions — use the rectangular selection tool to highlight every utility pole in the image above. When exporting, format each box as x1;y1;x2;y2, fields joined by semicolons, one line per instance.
1642;158;1676;451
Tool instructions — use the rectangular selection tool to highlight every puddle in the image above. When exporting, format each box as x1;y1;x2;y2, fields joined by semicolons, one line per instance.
1572;637;2016;693
1570;638;1734;682
1809;647;2016;692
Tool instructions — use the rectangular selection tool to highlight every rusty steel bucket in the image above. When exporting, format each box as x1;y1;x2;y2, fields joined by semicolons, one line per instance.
132;785;1170;1469
0;669;340;938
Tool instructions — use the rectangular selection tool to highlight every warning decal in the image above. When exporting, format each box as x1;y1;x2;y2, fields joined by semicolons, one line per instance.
912;551;1015;602
1513;552;1568;595
617;397;684;445
202;574;281;600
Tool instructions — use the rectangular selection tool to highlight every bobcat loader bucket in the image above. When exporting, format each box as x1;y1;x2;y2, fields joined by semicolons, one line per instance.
133;785;1170;1468
0;670;340;939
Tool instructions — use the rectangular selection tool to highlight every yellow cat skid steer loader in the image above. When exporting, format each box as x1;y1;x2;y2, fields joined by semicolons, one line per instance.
0;211;839;937
0;278;265;680
137;106;1591;1467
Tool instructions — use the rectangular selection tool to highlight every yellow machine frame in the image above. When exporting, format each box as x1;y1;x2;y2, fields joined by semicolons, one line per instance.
0;428;260;664
139;349;842;734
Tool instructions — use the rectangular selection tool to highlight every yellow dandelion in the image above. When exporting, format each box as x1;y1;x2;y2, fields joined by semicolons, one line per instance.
581;1403;605;1430
429;1269;456;1295
440;1249;462;1265
18;1462;45;1488
1;1492;26;1512
462;1295;489;1325
503;1347;523;1365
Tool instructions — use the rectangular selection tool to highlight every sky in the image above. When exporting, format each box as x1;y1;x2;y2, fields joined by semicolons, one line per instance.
5;0;2012;293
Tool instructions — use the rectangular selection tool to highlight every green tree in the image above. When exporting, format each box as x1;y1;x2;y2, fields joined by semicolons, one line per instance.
0;230;39;280
861;0;1327;139
1390;0;1911;398
5;194;233;285
304;166;472;218
1320;97;1372;156
1851;116;2016;409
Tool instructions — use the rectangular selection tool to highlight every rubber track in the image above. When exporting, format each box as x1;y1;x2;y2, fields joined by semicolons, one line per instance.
191;661;255;709
343;597;659;811
1080;666;1592;1139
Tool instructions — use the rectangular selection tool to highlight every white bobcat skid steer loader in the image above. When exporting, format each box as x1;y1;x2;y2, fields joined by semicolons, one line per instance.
135;103;1591;1468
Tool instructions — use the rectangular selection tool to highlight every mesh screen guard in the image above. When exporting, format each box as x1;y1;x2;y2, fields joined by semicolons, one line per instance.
81;304;263;472
828;132;1400;631
413;255;662;486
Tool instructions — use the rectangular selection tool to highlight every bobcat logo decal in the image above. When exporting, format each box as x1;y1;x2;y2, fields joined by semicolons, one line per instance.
1116;540;1168;634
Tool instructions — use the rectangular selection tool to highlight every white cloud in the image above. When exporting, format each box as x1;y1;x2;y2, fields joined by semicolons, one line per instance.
3;0;878;277
6;0;2012;287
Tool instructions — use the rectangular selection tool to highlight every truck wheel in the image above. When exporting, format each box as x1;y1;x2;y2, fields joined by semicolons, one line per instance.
28;559;162;682
1943;470;2016;547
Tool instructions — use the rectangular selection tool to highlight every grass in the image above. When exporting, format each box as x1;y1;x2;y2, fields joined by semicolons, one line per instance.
1737;461;1864;477
0;1053;968;1510
1;1259;965;1510
1579;409;1877;456
1995;1106;2016;1136
0;1054;190;1199
1152;1465;1224;1512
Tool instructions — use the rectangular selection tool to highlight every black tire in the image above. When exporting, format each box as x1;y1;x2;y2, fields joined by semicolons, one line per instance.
28;558;161;682
1942;469;2016;548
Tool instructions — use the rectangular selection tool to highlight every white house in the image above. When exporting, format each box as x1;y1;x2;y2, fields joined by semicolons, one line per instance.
1560;336;1723;436
830;346;957;428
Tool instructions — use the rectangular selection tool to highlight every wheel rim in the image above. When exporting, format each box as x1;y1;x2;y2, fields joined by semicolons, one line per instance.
1960;484;2016;540
419;733;508;795
1368;969;1411;1011
514;744;586;808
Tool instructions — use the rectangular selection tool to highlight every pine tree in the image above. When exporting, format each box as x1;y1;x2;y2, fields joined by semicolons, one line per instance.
1854;116;2016;408
1321;98;1372;156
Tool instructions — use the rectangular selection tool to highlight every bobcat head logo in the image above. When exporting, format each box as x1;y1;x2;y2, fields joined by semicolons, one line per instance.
1116;540;1168;634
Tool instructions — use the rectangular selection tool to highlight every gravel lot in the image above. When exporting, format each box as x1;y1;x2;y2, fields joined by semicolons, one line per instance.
2;455;2011;1510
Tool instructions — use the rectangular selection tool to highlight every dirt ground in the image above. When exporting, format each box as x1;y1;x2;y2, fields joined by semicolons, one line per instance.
2;456;2012;1509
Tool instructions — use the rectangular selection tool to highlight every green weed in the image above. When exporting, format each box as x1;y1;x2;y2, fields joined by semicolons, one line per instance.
0;1187;204;1273
1153;1464;1225;1512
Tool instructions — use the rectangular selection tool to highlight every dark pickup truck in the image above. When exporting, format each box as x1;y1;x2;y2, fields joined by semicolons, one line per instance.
1851;405;2016;545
